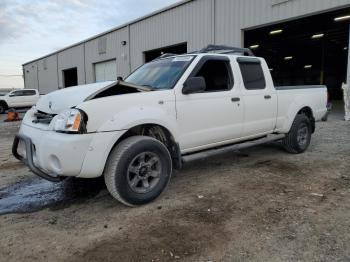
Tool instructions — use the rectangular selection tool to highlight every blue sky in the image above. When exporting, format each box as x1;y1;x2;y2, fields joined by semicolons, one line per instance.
0;0;180;89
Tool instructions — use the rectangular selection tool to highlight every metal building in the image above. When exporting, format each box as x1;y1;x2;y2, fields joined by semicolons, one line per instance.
23;0;350;100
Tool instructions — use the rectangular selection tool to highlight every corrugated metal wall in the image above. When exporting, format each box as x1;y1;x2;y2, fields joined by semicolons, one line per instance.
215;0;350;46
23;62;39;92
129;0;213;69
84;26;130;83
57;44;85;88
23;0;350;93
37;55;58;94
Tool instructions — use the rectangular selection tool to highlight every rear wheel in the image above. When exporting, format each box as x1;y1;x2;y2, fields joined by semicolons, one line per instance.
104;136;172;206
282;114;312;154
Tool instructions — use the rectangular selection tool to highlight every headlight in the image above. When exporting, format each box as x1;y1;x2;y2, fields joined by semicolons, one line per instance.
53;109;87;133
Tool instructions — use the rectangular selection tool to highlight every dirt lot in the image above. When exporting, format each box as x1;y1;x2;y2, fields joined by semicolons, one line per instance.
0;109;350;262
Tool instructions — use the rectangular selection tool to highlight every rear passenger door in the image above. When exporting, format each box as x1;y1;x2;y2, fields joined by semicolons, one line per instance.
176;56;244;151
22;90;38;106
237;57;277;137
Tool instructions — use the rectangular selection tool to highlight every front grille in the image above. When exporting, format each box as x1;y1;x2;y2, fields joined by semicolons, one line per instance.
32;111;56;125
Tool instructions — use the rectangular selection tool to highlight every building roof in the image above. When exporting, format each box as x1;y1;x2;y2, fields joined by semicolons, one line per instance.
23;0;192;66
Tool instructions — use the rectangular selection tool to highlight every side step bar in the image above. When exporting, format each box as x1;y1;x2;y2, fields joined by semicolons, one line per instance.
182;134;285;163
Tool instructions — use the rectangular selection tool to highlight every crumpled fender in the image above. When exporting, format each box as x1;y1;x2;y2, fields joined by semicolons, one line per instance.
97;105;179;139
76;90;179;140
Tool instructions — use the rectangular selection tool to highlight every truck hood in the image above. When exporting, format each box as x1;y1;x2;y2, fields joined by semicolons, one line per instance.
35;81;150;114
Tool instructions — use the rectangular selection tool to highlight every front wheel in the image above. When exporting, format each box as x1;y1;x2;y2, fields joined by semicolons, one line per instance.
0;103;6;114
104;136;172;206
282;114;312;154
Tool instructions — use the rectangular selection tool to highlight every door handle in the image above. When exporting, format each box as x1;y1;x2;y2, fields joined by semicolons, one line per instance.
231;97;240;102
264;95;272;99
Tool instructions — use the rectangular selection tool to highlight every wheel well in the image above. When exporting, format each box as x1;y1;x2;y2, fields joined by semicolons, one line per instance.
297;107;315;133
0;100;8;108
112;124;182;170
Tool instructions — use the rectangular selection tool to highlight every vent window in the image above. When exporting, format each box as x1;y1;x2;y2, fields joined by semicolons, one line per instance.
43;59;47;70
98;37;107;54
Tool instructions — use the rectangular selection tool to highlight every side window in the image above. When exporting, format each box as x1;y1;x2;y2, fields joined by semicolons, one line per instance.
194;59;233;92
11;91;24;97
238;59;266;90
23;90;36;96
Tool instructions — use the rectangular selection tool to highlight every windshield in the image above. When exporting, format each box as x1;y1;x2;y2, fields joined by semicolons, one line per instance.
125;55;195;90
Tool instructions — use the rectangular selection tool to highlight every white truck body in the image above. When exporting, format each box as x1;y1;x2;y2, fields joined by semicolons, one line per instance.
0;89;40;113
14;47;327;206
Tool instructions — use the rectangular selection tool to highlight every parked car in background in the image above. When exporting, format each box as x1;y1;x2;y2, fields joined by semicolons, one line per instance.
13;45;327;206
0;89;40;114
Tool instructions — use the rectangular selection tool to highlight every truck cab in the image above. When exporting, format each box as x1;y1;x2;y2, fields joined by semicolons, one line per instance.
172;54;277;152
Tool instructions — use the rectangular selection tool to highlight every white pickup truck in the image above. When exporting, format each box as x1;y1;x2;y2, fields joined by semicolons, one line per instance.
0;89;40;114
13;45;327;206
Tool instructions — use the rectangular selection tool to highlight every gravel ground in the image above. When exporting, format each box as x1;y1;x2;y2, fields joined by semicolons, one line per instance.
0;107;349;262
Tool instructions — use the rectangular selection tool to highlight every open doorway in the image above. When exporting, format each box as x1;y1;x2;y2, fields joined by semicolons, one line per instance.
63;68;78;88
144;43;187;63
244;8;350;101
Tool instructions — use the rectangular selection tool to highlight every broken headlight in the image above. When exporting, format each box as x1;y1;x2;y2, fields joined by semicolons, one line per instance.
52;109;87;134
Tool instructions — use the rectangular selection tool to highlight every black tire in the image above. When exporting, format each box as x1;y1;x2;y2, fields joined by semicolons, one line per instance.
282;114;312;154
0;103;6;114
104;136;172;207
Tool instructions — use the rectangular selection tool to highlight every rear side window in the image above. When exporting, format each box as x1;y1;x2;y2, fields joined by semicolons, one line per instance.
23;90;36;96
238;59;266;90
11;91;24;96
193;59;233;92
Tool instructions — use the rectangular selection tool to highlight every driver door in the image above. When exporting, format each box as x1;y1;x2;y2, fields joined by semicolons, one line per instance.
175;56;244;152
7;90;24;107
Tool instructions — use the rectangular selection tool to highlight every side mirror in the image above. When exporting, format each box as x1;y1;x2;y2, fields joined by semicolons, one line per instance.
9;94;15;97
182;77;206;95
117;76;123;81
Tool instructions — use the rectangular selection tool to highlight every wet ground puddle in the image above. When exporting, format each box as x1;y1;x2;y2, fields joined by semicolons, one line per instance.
0;177;105;215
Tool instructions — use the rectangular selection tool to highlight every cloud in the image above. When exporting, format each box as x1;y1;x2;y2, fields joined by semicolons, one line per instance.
0;0;180;44
0;0;181;88
0;3;30;43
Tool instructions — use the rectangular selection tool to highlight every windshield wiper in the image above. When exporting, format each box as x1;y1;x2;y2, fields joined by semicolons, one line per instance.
143;85;162;91
117;81;154;92
142;85;170;91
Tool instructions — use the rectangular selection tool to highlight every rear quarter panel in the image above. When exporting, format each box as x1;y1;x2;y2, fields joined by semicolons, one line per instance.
29;90;40;106
275;87;327;133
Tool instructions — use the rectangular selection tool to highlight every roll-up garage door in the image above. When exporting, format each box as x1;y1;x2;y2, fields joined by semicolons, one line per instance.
94;59;117;82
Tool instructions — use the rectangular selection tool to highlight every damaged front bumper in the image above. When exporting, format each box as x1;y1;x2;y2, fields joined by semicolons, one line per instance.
12;121;126;181
12;134;64;182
